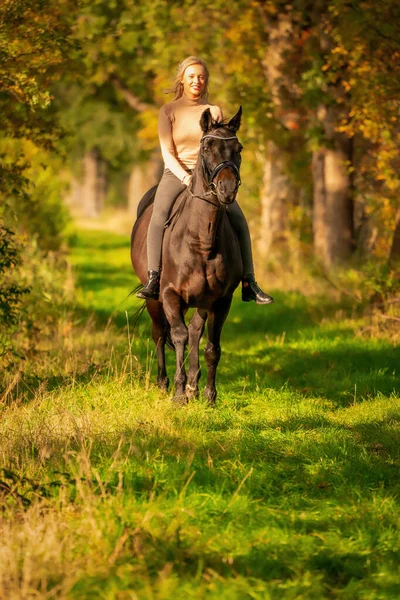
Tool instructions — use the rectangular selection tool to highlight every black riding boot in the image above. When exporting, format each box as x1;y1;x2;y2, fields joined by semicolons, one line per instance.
136;270;160;300
242;273;274;305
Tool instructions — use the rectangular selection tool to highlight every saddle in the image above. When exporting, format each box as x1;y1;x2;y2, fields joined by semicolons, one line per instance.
136;184;187;231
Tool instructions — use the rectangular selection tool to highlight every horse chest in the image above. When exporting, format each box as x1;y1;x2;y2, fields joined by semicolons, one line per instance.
180;258;231;306
171;228;240;305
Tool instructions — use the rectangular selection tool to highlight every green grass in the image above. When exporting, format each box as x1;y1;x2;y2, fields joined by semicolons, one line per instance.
1;228;399;599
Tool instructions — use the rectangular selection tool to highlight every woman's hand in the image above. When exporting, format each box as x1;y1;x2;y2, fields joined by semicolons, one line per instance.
182;174;191;187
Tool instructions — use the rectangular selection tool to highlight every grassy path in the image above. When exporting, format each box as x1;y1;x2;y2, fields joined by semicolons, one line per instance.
1;229;400;599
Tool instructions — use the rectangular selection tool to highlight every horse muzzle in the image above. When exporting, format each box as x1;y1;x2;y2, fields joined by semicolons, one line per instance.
213;171;240;205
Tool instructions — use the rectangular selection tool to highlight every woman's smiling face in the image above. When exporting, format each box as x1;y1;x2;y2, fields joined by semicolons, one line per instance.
181;63;206;99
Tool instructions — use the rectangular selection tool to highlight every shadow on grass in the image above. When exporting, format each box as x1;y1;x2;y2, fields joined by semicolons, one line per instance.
220;342;399;405
74;263;134;292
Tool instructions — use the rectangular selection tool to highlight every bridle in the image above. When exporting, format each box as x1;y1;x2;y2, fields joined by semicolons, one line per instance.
200;133;242;195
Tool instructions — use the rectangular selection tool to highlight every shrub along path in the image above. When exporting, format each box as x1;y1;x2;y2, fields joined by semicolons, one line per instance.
1;229;399;599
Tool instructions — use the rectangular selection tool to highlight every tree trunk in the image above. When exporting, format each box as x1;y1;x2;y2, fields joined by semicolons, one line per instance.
258;141;290;258
312;107;354;267
354;197;378;258
128;151;163;216
389;204;400;263
64;176;83;216
258;12;300;257
81;149;107;217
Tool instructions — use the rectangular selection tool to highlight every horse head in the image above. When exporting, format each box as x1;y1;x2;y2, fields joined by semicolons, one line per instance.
199;106;243;206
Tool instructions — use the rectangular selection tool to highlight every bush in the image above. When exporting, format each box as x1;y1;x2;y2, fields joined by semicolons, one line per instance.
0;229;74;376
1;139;71;252
0;224;30;363
0;147;73;378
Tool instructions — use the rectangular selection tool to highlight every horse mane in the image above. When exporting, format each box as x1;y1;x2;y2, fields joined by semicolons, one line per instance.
213;119;229;128
209;117;235;131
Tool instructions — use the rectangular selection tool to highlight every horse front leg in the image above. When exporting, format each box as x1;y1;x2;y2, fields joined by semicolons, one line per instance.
204;297;232;405
186;309;207;400
147;300;169;391
163;288;188;404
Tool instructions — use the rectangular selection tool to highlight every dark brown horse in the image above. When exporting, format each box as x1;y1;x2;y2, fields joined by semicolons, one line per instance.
131;107;243;403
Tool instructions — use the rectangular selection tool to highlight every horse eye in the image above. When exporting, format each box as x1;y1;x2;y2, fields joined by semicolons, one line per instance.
238;144;243;152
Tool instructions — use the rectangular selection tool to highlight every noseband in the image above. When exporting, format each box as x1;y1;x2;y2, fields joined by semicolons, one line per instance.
200;134;241;194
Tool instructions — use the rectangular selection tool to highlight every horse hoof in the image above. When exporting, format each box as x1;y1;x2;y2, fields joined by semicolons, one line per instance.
186;384;199;400
204;388;217;405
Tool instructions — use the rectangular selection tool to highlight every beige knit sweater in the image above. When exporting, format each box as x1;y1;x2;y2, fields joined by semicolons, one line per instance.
158;94;223;182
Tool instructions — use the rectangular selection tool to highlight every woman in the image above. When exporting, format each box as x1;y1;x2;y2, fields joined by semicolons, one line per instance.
137;56;273;305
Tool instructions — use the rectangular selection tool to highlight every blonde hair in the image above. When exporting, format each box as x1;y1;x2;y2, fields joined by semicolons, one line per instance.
170;56;210;100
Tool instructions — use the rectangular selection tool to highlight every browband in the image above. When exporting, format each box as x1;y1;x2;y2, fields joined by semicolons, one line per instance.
201;135;238;141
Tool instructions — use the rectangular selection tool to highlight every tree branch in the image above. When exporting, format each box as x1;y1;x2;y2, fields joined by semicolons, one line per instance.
378;313;400;323
110;76;154;112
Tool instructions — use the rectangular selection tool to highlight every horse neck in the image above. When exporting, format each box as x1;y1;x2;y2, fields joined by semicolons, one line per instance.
186;166;223;248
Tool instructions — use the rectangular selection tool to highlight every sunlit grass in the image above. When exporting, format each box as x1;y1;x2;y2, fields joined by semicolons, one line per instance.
0;228;399;599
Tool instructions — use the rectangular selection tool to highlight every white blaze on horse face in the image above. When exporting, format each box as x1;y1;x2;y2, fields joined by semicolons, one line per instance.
181;64;206;99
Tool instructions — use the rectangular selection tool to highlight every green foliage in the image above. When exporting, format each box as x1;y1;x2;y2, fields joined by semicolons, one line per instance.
1;144;71;252
0;0;81;147
14;240;73;349
0;230;73;371
57;87;142;166
361;263;400;303
0;0;77;369
0;224;30;361
0;151;72;370
332;262;400;306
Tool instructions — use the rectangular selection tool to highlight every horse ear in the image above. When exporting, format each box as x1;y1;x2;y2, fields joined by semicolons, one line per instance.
200;108;214;133
227;106;242;133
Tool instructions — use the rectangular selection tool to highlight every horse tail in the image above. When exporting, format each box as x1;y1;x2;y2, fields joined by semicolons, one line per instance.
128;287;175;351
128;288;147;332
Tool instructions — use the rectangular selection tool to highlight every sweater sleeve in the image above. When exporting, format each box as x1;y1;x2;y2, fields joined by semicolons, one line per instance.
158;105;189;182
